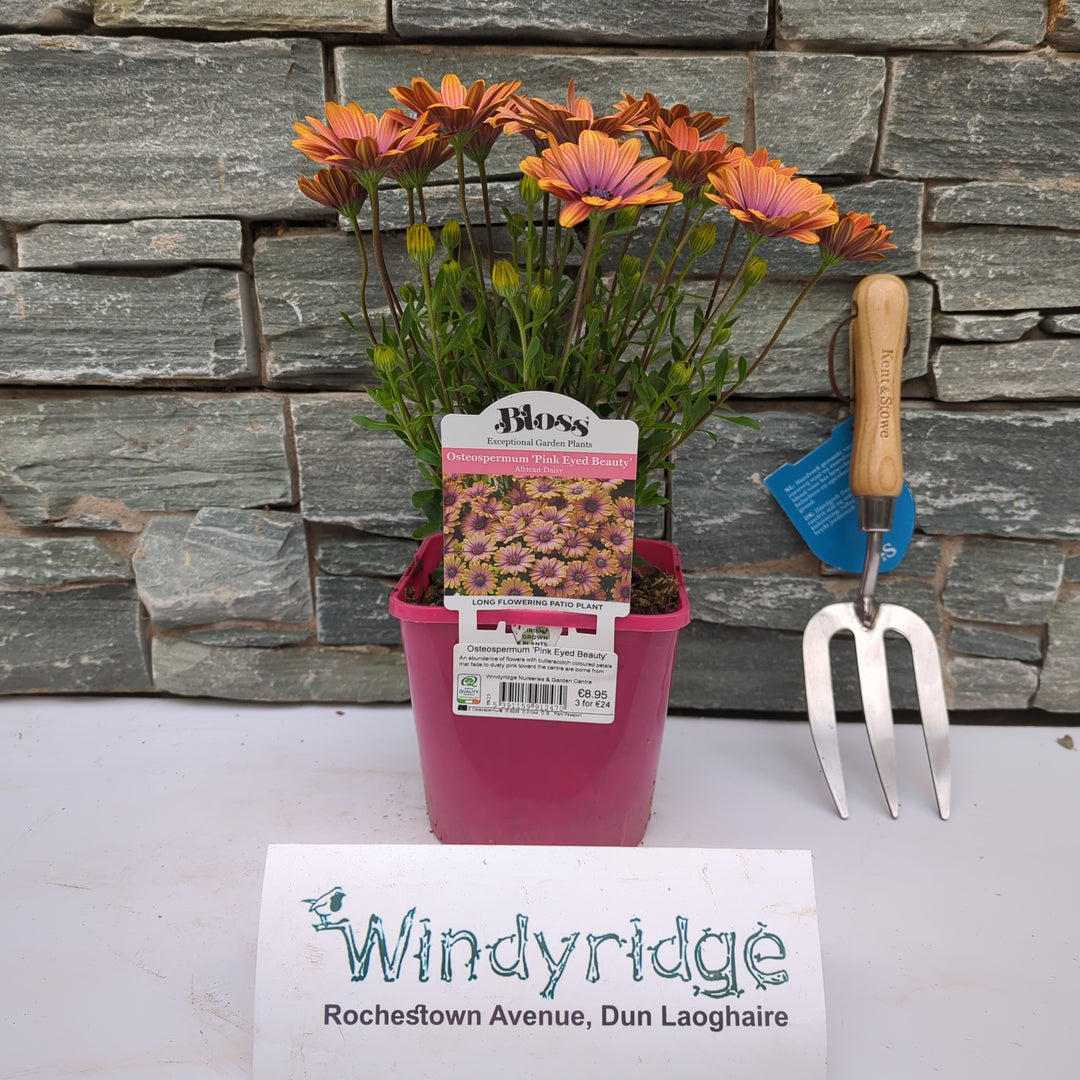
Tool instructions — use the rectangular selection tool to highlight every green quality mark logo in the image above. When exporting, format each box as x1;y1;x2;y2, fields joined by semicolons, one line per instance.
302;888;789;1001
456;673;481;706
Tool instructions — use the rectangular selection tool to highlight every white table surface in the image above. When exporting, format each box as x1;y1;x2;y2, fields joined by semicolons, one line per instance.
2;696;1077;1080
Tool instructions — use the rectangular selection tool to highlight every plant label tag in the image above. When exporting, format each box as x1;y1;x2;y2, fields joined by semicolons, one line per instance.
441;392;638;722
763;416;915;574
451;637;618;722
253;844;827;1080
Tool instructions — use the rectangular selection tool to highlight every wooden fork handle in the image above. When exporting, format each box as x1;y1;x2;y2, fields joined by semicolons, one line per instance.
850;273;908;500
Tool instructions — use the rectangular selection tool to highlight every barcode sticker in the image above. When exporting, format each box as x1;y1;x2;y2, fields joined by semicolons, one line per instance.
452;640;617;723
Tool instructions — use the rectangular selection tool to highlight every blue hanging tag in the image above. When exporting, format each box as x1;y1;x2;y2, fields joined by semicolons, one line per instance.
764;416;915;574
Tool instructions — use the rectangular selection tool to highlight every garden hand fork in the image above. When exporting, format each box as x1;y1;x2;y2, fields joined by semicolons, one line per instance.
802;274;950;820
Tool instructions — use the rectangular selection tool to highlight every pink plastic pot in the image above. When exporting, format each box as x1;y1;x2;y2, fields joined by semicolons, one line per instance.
390;535;690;846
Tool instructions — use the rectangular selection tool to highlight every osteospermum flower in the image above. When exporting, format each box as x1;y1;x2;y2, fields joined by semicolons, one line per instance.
817;211;895;266
463;565;497;596
618;94;730;145
576;490;615;525
460;531;497;563
462;480;496;501
442;554;464;589
613;497;636;526
497;576;534;597
562;478;598;501
564;560;601;597
589;549;618;577
520;129;683;228
499;79;652;149
494;543;535;575
389;73;521;160
523;519;563;553
558;530;593;560
599;521;634;553
530;557;567;590
706;147;838;244
292;103;437;185
652;117;732;196
297;167;367;219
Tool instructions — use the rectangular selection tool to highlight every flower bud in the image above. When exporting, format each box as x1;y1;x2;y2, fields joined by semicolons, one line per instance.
618;255;641;283
373;344;398;373
491;259;522;298
406;223;436;266
520;174;542;206
671;360;694;384
439;258;463;288
690;221;717;259
742;256;767;287
529;283;552;317
615;205;640;230
441;220;461;254
399;283;418;304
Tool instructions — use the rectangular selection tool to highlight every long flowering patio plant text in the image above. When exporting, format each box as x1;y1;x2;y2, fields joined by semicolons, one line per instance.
291;75;894;540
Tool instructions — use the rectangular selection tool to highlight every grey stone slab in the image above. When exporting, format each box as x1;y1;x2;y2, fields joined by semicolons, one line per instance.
713;276;931;397
1035;591;1080;711
946;656;1039;711
943;537;1063;624
880;53;1080;181
133;508;313;629
0;583;150;693
316;535;419;577
686;572;938;633
316;575;400;645
751;180;923;278
775;0;1047;49
0;35;326;223
671;409;838;570
254;229;417;386
152;636;409;703
183;628;313;647
922;227;1080;312
670;619;923;713
1065;554;1080;582
926;183;1080;229
932;312;1040;343
17;219;243;269
0;269;256;384
335;47;749;182
393;0;768;45
94;0;386;32
0;0;91;29
1050;0;1080;48
752;53;885;177
948;624;1043;663
290;394;426;537
0;535;132;586
903;407;1080;540
931;339;1080;401
0;394;294;529
1042;313;1080;334
0;226;13;269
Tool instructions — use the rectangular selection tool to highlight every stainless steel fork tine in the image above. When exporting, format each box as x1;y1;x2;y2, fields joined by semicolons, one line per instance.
802;606;849;820
882;605;951;820
851;616;899;819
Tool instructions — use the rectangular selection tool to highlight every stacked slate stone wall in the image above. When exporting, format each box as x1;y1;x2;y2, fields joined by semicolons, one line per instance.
2;1;1079;712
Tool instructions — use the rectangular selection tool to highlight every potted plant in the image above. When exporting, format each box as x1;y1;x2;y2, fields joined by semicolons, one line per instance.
291;75;894;845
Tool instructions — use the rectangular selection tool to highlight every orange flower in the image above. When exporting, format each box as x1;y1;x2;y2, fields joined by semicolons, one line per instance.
294;103;439;187
651;116;732;196
389;73;521;159
706;148;838;244
818;211;895;265
520;129;683;228
500;79;651;149
618;94;729;147
387;131;455;190
297;167;366;219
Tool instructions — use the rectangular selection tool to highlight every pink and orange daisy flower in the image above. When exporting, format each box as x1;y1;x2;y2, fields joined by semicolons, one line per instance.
297;167;367;219
818;211;896;266
706;147;838;245
520;129;683;229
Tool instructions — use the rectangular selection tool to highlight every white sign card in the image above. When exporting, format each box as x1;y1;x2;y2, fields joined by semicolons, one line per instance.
253;844;826;1080
440;392;639;724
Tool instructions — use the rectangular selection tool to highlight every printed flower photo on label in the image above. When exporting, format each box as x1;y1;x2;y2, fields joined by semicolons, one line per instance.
443;472;635;602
